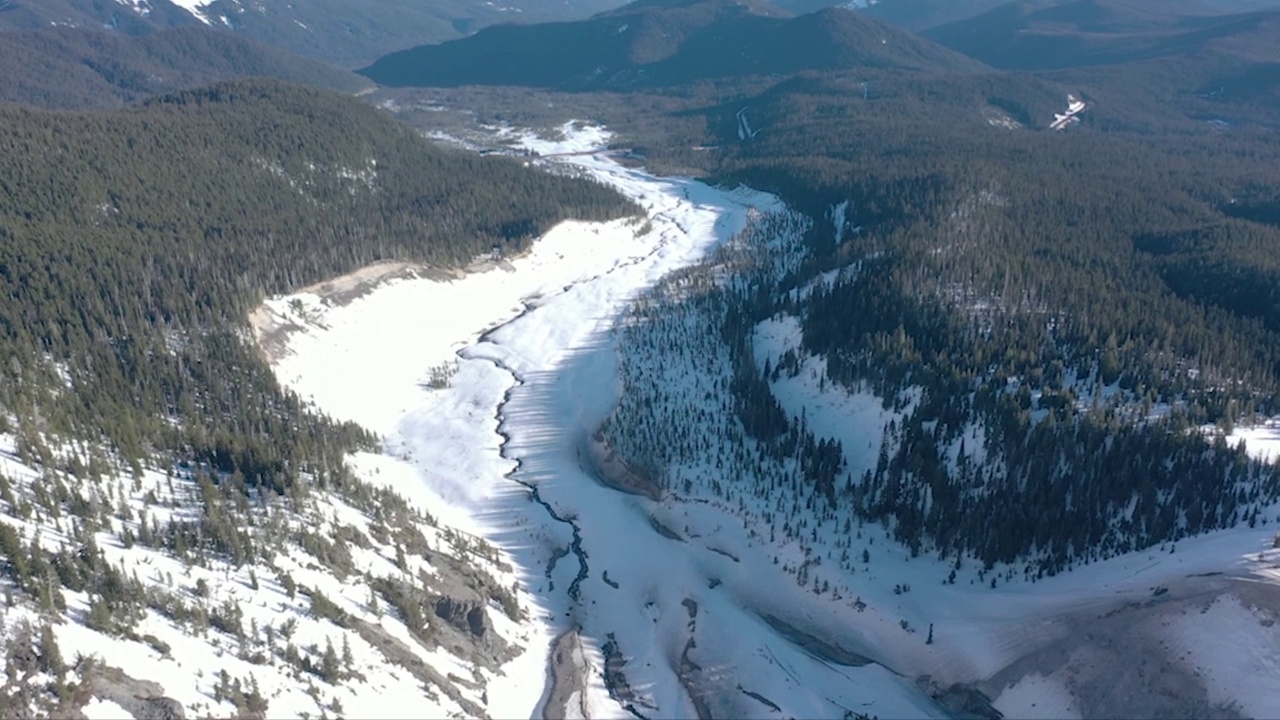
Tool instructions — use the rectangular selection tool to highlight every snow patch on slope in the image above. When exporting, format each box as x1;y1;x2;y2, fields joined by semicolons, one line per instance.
1167;593;1280;718
1225;417;1280;463
258;119;1280;719
0;430;525;718
114;0;153;17
164;0;215;24
992;673;1081;720
754;313;916;480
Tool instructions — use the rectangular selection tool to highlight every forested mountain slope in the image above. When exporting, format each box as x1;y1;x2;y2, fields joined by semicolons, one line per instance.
0;78;635;496
359;0;986;90
0;0;633;68
388;17;1280;572
0;0;196;35
0;26;369;109
656;67;1280;570
0;76;638;717
924;0;1280;70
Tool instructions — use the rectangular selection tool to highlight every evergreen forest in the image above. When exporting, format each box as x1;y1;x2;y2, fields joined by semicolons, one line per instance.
0;78;637;497
697;72;1280;572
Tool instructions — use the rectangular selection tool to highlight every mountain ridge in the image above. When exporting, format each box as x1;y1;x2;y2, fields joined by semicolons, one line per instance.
0;25;370;109
359;0;988;90
924;0;1280;69
0;0;639;68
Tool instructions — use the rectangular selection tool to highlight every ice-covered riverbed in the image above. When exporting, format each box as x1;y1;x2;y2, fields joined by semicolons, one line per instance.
258;122;937;718
257;122;1280;720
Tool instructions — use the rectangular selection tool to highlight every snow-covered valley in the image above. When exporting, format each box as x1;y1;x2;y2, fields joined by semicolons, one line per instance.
254;122;951;718
247;121;1280;719
10;119;1279;719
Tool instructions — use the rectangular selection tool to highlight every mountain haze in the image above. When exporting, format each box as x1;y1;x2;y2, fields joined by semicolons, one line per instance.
0;0;637;67
360;0;987;89
924;0;1280;69
0;25;369;109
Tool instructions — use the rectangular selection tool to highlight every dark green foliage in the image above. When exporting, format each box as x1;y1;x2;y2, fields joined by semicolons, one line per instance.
699;65;1280;570
309;588;345;623
38;624;65;679
373;576;427;639
0;78;635;498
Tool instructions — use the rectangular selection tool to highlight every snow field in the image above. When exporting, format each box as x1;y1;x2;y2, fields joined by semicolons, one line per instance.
747;312;1280;687
991;673;1081;720
1223;417;1280;463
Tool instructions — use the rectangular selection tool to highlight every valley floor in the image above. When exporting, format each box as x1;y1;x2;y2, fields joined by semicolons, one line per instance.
256;122;1280;719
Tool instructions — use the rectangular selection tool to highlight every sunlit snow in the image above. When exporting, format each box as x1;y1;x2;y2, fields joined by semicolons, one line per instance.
259;121;1280;718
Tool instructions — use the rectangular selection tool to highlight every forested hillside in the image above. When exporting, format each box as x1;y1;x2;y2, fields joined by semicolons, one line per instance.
0;26;369;109
923;0;1280;70
0;78;636;496
0;0;631;68
675;69;1280;571
183;0;630;66
359;1;985;90
398;29;1280;573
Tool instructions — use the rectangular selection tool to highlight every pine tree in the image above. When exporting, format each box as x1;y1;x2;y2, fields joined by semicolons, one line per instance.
321;638;341;684
39;624;65;679
341;634;354;672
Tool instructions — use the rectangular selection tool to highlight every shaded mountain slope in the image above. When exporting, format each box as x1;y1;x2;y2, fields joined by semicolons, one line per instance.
0;0;634;68
0;0;196;34
359;0;987;90
924;0;1280;70
855;0;1013;31
0;25;369;109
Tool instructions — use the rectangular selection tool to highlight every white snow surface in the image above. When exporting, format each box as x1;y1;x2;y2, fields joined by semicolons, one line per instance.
830;199;850;244
1167;593;1280;718
260;121;1280;719
992;673;1081;720
163;0;214;24
0;428;521;719
1051;93;1087;131
1225;417;1280;463
113;0;152;17
81;699;132;720
754;313;915;480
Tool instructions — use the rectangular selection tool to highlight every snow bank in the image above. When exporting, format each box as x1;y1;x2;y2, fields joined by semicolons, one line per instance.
1167;593;1280;718
993;673;1081;719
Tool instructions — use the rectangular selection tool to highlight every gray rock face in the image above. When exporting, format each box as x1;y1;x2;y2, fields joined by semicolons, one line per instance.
88;666;185;720
434;596;489;638
131;696;185;720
